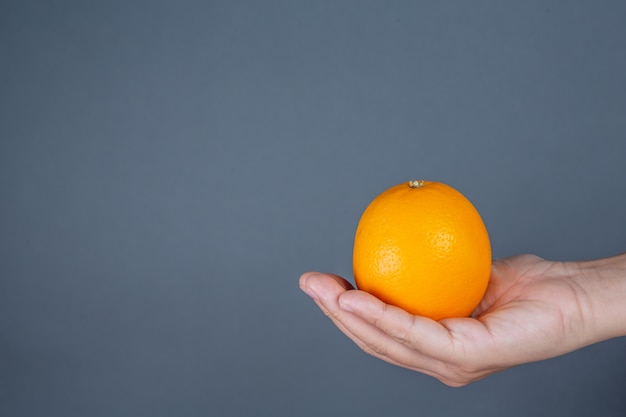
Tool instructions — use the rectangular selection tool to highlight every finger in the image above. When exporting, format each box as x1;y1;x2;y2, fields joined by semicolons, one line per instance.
337;289;458;361
301;273;443;375
299;272;354;319
337;290;506;384
299;272;353;320
300;271;353;298
331;304;449;380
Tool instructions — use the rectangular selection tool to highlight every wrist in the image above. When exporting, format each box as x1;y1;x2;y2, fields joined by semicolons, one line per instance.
570;253;626;343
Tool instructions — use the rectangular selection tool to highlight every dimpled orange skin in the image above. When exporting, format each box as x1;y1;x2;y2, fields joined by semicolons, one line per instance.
353;181;492;321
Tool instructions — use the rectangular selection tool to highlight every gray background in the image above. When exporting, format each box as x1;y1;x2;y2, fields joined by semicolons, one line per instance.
2;1;625;416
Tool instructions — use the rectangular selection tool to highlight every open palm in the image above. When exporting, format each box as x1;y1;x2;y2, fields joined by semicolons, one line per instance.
300;255;597;386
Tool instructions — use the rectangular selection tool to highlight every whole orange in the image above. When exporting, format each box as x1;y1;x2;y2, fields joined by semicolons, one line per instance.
353;180;491;320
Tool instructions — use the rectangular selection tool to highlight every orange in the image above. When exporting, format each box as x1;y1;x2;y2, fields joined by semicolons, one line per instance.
353;180;491;320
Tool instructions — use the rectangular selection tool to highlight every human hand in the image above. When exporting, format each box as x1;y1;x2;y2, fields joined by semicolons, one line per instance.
300;254;625;386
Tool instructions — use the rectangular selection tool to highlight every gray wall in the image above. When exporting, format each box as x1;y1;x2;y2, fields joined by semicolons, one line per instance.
2;1;625;416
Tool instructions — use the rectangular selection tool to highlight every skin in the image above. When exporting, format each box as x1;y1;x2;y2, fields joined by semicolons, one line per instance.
299;253;626;387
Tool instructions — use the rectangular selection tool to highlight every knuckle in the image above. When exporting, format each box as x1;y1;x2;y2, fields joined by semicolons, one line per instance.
396;315;418;345
440;376;471;388
438;361;490;387
442;374;470;387
363;337;389;357
374;304;415;346
371;303;389;330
